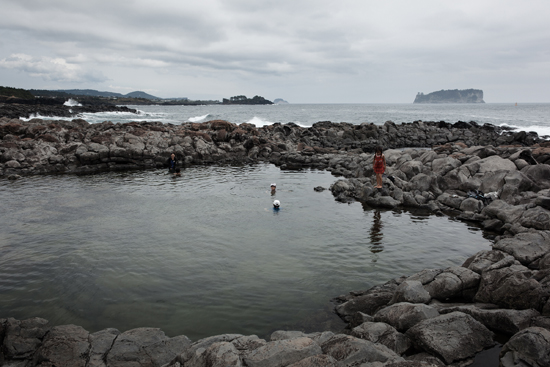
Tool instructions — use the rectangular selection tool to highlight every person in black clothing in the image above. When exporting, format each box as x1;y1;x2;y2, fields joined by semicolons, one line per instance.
167;153;177;173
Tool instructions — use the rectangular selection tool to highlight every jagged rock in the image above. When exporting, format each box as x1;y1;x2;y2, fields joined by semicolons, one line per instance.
389;280;431;305
373;303;439;332
173;334;243;366
474;264;544;310
493;231;550;266
421;267;480;301
521;164;550;189
33;324;89;367
438;305;540;335
106;327;186;367
321;334;403;366
351;322;412;355
482;200;525;224
243;337;322;367
88;328;120;367
462;250;517;274
500;327;550;367
431;157;461;177
349;312;374;328
2;317;49;361
200;341;242;367
405;353;445;367
405;312;494;365
520;206;550;230
335;281;398;319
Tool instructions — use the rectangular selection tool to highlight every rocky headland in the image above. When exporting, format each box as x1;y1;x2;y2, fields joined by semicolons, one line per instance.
1;116;550;367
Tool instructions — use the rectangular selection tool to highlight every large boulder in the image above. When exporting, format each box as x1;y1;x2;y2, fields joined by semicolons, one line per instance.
500;327;550;367
431;157;461;177
438;305;540;335
492;231;550;266
33;324;89;367
521;164;550;189
174;334;244;366
475;155;517;174
462;250;517;274
474;264;545;310
335;281;398;319
286;354;338;367
88;328;120;367
421;267;480;301
389;280;431;305
351;322;412;355
519;206;550;230
405;312;494;365
321;334;403;366
2;317;50;361
106;327;187;367
243;337;322;367
481;200;525;224
373;303;439;332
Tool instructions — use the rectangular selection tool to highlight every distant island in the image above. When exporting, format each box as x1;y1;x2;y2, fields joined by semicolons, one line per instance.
414;89;485;103
273;98;289;104
222;95;273;105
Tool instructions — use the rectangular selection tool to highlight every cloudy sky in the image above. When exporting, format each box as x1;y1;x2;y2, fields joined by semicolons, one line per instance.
1;0;548;103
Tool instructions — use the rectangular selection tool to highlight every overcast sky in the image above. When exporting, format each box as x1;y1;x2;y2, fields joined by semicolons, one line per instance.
1;0;549;103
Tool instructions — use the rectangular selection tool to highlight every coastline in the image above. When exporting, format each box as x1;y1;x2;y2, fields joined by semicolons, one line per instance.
1;117;550;366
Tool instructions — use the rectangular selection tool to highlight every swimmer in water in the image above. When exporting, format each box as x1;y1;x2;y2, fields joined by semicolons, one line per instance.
270;183;276;195
273;200;280;211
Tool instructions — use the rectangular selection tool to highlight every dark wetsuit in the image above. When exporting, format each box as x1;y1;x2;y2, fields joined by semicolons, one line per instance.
167;157;178;173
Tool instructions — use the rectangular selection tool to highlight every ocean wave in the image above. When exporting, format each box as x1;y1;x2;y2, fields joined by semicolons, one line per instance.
499;123;550;138
63;99;82;107
188;114;209;122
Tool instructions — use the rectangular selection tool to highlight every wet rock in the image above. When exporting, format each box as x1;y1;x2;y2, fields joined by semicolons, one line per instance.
2;317;50;361
373;303;440;332
321;334;403;366
88;328;120;367
405;312;494;365
351;321;412;355
462;250;517;274
389;280;431;305
520;206;550;230
33;324;89;367
174;334;243;366
106;327;185;367
243;337;322;367
474;264;544;310
482;200;525;224
493;231;550;266
201;341;242;367
335;281;398;320
499;327;550;367
521;164;550;190
421;266;480;301
438;305;540;335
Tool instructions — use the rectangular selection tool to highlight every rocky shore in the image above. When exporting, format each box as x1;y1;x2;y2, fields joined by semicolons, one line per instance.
1;116;550;366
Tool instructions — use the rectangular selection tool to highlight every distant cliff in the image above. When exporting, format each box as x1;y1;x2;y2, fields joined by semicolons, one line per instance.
414;89;485;103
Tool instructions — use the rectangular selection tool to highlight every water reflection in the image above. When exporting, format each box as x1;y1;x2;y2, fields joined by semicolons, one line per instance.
369;210;384;253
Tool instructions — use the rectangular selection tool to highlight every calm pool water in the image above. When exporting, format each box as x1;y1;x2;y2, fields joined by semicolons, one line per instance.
0;164;492;340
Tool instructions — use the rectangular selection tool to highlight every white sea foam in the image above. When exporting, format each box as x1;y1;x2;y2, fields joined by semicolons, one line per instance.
188;114;209;122
499;123;550;138
63;98;82;107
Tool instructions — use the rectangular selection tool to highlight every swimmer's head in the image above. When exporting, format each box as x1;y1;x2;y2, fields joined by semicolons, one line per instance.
273;200;280;208
271;183;276;188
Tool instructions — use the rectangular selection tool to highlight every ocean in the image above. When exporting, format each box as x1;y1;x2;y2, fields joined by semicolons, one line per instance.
22;103;550;139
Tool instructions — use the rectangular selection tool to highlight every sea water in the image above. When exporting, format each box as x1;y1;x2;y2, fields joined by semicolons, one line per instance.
0;164;493;340
21;103;550;138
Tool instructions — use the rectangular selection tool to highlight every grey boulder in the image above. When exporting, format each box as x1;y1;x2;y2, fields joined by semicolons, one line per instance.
500;327;550;367
243;337;322;367
405;312;494;364
351;321;412;355
373;303;439;332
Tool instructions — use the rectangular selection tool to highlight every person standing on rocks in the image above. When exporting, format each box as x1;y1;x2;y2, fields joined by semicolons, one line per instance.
373;146;386;189
167;153;178;173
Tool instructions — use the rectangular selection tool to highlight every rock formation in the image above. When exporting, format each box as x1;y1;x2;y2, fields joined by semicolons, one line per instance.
414;89;485;103
1;116;550;366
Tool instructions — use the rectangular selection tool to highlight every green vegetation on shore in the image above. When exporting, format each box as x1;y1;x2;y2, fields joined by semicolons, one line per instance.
0;86;35;99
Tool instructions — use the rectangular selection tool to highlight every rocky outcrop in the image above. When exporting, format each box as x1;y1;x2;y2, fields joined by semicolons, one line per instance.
2;117;550;366
0;100;137;119
1;118;548;178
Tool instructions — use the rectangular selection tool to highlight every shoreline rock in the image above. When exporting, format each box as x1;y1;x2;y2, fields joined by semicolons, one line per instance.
2;117;550;366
